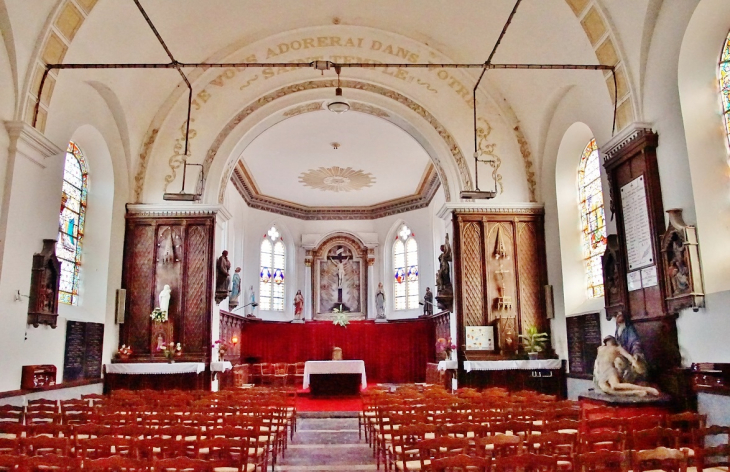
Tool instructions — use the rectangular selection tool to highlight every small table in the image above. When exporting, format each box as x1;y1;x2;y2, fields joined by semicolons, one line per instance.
303;360;367;397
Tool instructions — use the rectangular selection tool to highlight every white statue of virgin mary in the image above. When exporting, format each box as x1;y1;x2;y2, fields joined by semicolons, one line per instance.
159;284;171;314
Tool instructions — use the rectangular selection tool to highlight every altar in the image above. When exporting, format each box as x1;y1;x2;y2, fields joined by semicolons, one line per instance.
303;360;367;397
461;359;567;398
103;362;209;393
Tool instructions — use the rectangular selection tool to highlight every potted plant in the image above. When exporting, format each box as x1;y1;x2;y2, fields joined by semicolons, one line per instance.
519;326;549;360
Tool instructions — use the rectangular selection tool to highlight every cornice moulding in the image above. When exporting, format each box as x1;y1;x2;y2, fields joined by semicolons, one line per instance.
126;203;223;217
4;121;63;168
602;122;653;159
437;202;545;220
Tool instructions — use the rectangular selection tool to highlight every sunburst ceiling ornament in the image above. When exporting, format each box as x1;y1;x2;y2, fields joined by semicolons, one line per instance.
299;166;375;192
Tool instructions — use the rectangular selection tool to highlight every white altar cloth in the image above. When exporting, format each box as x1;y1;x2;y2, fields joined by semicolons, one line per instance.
105;362;206;375
437;360;458;371
303;360;367;390
210;361;233;373
463;359;562;372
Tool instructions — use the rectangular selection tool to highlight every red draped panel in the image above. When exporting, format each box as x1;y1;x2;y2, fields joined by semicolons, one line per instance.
240;320;435;384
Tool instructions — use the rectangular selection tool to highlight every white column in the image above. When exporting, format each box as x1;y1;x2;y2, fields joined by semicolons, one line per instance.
367;262;375;319
304;251;313;320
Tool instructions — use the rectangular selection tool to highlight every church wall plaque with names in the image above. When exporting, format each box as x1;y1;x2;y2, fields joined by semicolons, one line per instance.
621;176;654;271
63;320;104;382
566;313;602;378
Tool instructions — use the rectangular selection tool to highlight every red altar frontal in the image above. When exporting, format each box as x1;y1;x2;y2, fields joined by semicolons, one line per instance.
238;319;435;385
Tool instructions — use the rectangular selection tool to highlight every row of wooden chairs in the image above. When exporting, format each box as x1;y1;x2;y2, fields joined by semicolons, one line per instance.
248;363;305;387
0;453;252;471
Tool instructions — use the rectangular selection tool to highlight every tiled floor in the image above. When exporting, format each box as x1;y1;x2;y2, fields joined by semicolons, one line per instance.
275;417;377;471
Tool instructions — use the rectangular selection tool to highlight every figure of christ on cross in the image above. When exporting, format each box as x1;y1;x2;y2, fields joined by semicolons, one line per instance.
329;247;352;308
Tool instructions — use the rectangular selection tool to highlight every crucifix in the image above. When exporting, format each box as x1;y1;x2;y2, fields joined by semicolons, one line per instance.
329;247;352;306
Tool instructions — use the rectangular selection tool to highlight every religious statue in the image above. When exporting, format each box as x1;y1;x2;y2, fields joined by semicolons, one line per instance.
375;282;385;319
667;237;690;296
329;253;349;289
423;287;433;316
215;250;231;304
229;267;241;309
435;235;454;311
247;286;256;316
614;312;647;383
294;289;304;320
593;335;659;397
158;284;171;315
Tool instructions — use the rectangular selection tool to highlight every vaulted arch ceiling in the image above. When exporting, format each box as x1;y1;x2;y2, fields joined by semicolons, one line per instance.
14;0;636;207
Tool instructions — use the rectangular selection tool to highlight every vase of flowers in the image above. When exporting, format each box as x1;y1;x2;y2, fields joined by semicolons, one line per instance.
150;307;168;323
214;339;229;361
436;337;456;360
332;304;349;327
117;345;132;361
160;342;181;363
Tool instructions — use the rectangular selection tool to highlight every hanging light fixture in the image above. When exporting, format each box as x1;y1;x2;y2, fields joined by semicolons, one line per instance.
327;65;350;113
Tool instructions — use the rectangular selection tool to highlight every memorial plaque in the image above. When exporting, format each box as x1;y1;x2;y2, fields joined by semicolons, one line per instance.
63;321;104;382
63;321;86;382
621;176;654;270
566;313;602;377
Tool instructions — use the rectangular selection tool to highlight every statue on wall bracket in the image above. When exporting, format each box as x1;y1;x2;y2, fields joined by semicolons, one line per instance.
435;234;453;311
660;209;705;313
214;250;231;304
27;239;61;329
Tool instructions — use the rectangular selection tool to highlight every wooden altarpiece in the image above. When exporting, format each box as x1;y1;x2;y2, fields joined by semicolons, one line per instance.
119;209;215;365
602;126;689;404
452;208;549;375
311;234;370;320
27;239;61;328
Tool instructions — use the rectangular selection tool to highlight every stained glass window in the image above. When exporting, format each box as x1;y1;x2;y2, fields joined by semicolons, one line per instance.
578;138;607;298
56;141;88;305
393;224;419;310
719;31;730;150
260;226;285;311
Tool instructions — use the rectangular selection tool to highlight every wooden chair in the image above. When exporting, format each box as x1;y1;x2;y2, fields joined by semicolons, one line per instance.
0;454;24;471
700;443;730;472
27;399;58;413
23;454;81;471
0;407;23;425
0;438;20;455
494;453;559;472
389;423;437;471
0;424;24;440
135;437;184;461
474;434;523;459
23;436;70;456
77;436;135;459
630;447;687;472
576;450;629;472
417;436;471;470
630;426;677;451
525;431;578;470
666;412;707;467
430;454;491;472
195;437;251;471
83;455;151;471
153;457;214;472
27;424;70;438
579;430;626;453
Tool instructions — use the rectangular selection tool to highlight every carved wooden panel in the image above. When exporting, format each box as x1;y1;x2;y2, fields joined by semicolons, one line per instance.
183;224;211;357
517;222;544;333
125;224;155;355
219;310;244;362
461;222;485;327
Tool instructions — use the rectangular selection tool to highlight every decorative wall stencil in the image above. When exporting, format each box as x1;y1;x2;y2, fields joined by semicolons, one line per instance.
477;117;503;195
351;103;390;118
134;129;158;202
513;125;537;202
210;79;468;204
299;166;375;192
282;102;324;117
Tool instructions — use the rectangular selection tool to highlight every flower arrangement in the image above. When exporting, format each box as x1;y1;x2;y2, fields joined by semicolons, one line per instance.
214;339;229;361
518;325;549;356
435;337;456;359
150;307;168;323
117;345;132;360
332;304;349;327
159;341;182;362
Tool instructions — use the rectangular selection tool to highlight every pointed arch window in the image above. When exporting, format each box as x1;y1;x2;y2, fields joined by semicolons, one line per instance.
719;31;730;150
393;224;419;310
578;138;607;298
56;141;88;305
260;226;285;311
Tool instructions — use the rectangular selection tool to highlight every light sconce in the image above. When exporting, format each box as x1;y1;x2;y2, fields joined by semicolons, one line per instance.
327;65;350;114
231;335;239;346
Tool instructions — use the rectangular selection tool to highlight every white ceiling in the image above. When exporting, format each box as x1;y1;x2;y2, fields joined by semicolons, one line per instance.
241;108;431;207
